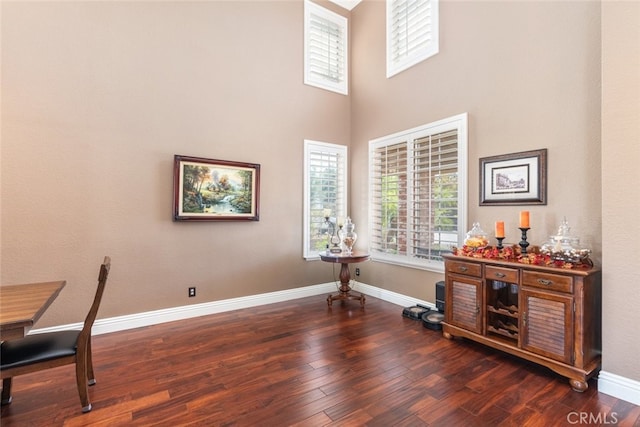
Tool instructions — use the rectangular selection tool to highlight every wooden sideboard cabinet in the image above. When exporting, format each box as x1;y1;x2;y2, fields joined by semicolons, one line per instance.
442;254;602;392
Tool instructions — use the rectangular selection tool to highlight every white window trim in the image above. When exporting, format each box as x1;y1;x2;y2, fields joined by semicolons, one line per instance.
304;0;349;95
368;113;468;272
303;140;348;260
386;0;439;78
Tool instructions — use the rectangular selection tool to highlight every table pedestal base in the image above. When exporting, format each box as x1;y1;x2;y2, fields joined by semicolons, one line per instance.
326;262;366;307
327;290;366;306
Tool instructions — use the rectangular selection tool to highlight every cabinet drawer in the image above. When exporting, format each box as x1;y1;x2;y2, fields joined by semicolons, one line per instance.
522;271;573;293
485;265;519;283
446;260;482;277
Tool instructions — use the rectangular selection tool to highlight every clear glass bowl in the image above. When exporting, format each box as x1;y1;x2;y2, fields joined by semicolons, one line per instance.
464;222;489;249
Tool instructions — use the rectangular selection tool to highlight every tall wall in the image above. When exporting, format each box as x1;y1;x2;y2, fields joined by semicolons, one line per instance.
1;1;351;326
350;0;602;316
601;1;640;384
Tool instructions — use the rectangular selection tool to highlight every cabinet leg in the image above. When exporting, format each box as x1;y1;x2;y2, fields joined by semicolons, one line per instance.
442;331;453;340
569;379;588;392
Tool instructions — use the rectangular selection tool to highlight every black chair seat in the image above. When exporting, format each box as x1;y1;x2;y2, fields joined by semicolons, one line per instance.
1;256;111;413
1;330;80;370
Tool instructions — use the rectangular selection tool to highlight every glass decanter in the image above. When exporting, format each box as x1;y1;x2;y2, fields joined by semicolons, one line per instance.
340;217;358;254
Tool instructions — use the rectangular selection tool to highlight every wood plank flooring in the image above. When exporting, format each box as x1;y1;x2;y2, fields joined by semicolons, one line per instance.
1;295;639;426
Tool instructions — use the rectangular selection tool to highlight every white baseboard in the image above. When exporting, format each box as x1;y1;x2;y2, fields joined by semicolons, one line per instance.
598;371;640;406
32;280;432;337
32;282;341;336
30;281;640;407
353;282;435;310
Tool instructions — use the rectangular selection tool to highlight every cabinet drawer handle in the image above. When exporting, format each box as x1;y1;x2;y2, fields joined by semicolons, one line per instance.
537;278;553;286
458;266;468;272
495;272;506;278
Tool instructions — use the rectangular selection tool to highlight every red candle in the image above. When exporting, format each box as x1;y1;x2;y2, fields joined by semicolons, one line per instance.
495;221;505;238
519;211;530;228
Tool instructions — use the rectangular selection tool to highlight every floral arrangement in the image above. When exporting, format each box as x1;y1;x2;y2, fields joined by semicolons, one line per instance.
451;245;592;269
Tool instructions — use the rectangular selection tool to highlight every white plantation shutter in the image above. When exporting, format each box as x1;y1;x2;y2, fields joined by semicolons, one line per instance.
387;0;439;77
411;130;460;258
369;114;467;270
304;140;348;259
309;15;344;83
370;142;408;256
304;0;348;95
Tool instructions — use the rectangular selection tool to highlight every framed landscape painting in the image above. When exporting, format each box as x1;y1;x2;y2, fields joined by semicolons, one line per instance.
479;149;547;206
173;155;260;221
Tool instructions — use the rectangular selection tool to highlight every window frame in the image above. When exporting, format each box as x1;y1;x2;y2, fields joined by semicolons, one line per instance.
304;0;349;95
368;113;468;272
386;0;439;78
303;139;348;260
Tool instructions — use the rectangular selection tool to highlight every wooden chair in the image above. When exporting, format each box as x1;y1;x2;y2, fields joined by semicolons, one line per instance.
1;256;111;413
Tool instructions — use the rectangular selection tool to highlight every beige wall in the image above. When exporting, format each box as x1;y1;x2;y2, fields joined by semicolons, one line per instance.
1;0;638;386
602;1;640;382
351;0;602;302
1;1;350;325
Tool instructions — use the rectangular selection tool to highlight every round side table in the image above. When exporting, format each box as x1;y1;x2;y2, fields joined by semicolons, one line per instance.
319;251;369;306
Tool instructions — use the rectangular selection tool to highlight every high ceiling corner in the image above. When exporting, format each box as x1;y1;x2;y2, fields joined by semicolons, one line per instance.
329;0;362;11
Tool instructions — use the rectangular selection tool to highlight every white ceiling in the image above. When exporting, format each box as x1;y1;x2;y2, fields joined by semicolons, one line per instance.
329;0;362;11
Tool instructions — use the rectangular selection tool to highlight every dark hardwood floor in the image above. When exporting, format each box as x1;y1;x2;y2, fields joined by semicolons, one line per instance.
1;295;639;426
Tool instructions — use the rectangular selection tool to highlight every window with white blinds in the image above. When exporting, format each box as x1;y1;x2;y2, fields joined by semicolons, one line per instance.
369;113;467;270
304;140;348;259
304;0;348;95
387;0;439;78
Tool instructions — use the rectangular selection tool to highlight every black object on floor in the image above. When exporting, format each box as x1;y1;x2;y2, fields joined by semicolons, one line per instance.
402;304;430;320
422;310;444;330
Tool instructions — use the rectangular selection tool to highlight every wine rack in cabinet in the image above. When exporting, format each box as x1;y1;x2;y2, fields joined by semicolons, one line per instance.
485;265;520;343
442;254;602;392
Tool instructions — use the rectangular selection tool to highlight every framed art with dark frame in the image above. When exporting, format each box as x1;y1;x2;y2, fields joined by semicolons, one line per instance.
173;155;260;221
479;148;547;206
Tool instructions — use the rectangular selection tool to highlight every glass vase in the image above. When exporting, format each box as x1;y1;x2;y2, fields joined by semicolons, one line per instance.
340;217;357;254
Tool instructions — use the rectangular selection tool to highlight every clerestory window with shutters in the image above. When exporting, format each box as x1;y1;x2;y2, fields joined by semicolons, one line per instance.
304;140;348;259
304;0;348;95
387;0;439;78
368;113;467;271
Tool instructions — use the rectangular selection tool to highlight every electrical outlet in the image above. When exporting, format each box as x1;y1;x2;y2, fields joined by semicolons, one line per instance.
188;287;196;297
355;268;360;276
